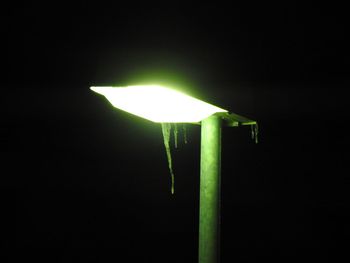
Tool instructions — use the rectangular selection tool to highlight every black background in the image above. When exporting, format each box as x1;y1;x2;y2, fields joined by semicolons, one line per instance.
2;2;349;262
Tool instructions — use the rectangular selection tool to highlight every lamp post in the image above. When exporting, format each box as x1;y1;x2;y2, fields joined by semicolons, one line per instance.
199;115;221;263
91;85;257;263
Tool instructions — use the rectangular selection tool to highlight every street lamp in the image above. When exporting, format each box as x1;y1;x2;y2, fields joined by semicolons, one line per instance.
91;85;257;263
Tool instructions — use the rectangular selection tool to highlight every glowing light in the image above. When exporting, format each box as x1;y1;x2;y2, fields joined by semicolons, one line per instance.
90;85;227;123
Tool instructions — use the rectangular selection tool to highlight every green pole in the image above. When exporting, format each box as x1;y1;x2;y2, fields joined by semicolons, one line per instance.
199;114;222;263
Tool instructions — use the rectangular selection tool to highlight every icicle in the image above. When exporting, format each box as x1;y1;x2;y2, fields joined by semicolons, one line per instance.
182;124;187;144
173;123;178;148
161;123;175;194
250;123;259;144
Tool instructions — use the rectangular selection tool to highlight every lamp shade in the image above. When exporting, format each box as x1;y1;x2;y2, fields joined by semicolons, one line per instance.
90;85;227;123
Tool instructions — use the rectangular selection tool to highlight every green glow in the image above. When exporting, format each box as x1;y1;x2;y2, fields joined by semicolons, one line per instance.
90;85;227;123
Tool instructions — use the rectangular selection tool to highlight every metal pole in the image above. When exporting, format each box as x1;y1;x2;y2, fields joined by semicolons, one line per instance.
199;114;222;263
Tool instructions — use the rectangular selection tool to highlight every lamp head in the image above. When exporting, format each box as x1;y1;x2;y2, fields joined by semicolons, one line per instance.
90;85;227;123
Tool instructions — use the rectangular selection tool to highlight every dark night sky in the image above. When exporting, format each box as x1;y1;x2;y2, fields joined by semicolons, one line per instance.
2;2;349;262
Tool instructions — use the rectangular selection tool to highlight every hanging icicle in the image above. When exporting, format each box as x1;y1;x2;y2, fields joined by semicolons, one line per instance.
250;123;259;144
161;123;175;194
173;123;178;149
182;124;187;144
160;123;189;194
